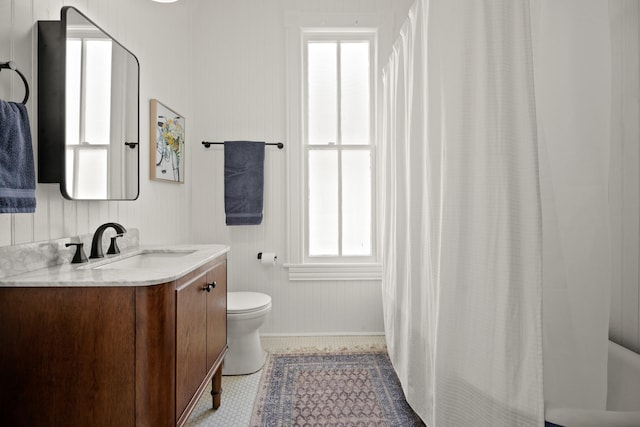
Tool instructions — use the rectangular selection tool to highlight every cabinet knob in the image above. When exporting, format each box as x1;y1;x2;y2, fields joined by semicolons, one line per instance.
203;282;216;292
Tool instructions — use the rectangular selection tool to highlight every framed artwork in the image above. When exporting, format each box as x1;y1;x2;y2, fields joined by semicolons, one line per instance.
150;99;185;183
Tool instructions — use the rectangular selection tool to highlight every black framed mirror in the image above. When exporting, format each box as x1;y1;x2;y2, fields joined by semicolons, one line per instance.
38;6;140;200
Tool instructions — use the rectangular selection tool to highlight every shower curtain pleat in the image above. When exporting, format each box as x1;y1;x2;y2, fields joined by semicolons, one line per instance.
381;0;544;425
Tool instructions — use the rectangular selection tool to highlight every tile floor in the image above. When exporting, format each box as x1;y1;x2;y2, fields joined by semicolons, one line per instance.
185;335;387;427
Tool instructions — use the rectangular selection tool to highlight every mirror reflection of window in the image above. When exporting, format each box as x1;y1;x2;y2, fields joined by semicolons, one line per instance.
85;40;112;146
76;149;108;198
65;149;108;199
65;32;112;199
65;40;81;146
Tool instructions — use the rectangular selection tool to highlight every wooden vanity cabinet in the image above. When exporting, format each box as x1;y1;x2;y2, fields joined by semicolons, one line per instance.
0;255;228;427
175;259;227;425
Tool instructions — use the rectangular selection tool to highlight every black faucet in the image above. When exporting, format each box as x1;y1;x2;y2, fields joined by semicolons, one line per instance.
90;222;127;259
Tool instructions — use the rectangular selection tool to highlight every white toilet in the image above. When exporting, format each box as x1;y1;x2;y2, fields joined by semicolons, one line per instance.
223;291;272;375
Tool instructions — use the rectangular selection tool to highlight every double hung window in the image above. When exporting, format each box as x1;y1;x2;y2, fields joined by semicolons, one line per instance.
305;34;375;261
286;25;380;280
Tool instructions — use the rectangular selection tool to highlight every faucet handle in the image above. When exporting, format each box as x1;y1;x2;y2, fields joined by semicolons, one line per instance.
65;243;88;264
107;234;124;255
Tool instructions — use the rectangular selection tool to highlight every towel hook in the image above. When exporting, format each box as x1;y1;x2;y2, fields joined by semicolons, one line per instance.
0;61;30;104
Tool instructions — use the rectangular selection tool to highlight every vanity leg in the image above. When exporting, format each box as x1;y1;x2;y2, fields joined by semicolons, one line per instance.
211;366;222;409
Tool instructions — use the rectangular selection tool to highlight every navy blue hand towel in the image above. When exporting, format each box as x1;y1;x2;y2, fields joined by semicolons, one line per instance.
224;141;265;225
0;100;35;213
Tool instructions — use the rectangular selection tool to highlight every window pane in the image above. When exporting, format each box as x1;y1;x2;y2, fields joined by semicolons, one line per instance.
66;40;82;145
85;40;112;145
65;149;75;197
307;42;337;145
308;150;338;256
76;149;108;199
342;150;371;255
340;42;370;145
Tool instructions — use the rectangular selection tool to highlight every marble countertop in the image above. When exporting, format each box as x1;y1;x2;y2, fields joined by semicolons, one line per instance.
0;244;229;287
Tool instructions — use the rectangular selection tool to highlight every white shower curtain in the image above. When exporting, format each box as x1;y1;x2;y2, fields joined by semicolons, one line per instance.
381;0;544;425
533;0;612;415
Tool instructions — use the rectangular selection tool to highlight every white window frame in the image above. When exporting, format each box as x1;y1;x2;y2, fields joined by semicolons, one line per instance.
285;12;383;281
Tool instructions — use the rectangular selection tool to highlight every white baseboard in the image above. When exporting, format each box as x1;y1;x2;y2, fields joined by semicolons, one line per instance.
260;332;386;337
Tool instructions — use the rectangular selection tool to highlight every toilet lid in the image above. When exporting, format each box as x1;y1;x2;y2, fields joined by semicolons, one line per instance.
227;292;271;314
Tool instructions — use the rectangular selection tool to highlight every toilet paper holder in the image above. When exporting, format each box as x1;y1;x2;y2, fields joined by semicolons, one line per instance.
257;252;277;262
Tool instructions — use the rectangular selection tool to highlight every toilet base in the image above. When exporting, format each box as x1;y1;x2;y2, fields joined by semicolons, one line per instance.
223;329;267;375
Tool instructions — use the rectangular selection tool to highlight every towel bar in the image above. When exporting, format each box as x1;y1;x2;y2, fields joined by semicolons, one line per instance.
202;141;284;149
0;61;29;104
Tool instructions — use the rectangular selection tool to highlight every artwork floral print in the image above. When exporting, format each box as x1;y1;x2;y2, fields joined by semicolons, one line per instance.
150;99;185;182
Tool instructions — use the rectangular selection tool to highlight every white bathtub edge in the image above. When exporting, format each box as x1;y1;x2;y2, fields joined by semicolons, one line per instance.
546;340;640;427
546;407;640;427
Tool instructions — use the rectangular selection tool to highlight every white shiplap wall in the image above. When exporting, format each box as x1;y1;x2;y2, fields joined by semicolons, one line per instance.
189;0;413;335
1;0;413;335
609;0;640;352
0;0;194;248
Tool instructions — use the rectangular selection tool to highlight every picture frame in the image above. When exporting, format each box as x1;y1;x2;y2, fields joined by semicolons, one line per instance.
150;99;185;183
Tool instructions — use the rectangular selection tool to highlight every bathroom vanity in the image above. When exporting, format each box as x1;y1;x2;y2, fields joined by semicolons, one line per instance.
0;244;228;427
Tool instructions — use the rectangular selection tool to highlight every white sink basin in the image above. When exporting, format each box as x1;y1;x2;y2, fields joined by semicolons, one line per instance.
92;250;196;270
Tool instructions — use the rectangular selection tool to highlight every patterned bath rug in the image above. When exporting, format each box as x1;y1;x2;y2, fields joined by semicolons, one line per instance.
250;351;425;426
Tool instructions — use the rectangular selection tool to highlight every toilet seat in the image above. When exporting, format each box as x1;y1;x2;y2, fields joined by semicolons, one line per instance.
227;292;271;314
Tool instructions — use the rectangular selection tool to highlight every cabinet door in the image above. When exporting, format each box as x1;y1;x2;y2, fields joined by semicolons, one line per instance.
206;261;227;370
0;287;135;427
175;271;208;417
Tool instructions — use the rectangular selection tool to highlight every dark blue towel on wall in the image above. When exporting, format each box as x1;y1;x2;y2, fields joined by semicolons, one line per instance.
0;100;35;213
224;141;265;225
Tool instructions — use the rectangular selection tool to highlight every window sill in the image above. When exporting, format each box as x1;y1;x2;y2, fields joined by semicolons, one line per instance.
284;263;382;281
